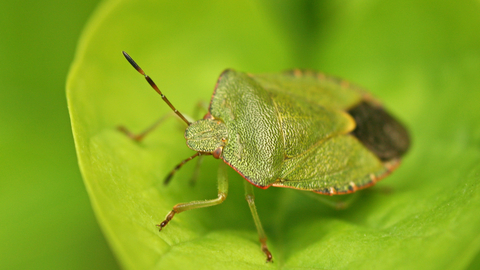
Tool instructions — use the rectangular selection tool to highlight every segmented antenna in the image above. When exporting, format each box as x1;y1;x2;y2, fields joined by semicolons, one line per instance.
164;152;200;185
122;51;191;125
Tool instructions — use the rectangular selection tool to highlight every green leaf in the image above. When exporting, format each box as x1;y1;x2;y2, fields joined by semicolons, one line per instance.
67;0;480;269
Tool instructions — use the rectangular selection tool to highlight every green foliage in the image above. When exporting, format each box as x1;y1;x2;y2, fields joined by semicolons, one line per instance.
0;0;119;269
67;0;480;269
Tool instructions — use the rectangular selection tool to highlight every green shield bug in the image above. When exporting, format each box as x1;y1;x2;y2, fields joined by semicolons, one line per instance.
121;51;410;262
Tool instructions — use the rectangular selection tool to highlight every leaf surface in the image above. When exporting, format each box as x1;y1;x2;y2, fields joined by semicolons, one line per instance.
67;0;480;269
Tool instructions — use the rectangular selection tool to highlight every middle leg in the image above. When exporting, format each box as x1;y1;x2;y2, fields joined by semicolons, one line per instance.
244;182;273;262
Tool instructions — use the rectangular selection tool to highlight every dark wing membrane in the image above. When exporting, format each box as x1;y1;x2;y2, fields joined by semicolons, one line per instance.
348;101;410;161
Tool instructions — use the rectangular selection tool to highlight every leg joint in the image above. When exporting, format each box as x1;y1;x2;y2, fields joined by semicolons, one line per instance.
217;192;227;202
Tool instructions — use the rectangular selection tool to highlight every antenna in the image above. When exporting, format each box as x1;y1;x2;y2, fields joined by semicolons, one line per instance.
122;51;191;125
163;152;201;185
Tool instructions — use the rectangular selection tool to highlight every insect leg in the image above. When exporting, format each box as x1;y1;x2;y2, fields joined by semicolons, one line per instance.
156;161;229;231
244;182;273;262
118;111;175;142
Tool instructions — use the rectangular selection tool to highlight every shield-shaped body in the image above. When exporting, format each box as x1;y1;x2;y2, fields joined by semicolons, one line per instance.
185;69;410;194
122;51;410;262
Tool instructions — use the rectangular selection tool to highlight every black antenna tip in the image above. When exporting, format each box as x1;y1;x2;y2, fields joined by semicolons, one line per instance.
122;51;142;72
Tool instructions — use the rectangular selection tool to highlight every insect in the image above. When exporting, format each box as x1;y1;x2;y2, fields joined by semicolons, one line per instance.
120;51;410;262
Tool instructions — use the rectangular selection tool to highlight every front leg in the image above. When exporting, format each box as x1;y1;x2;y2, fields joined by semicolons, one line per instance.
157;161;229;230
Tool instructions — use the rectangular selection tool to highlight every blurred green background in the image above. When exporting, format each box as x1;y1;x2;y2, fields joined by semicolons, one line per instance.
0;1;118;269
2;0;480;269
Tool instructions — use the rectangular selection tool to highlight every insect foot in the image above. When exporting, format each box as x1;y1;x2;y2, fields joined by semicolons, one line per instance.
261;242;273;263
156;210;176;231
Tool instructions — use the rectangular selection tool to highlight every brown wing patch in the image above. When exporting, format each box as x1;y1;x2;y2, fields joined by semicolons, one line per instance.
348;101;410;161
